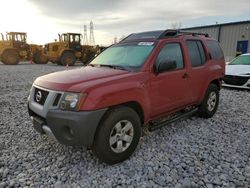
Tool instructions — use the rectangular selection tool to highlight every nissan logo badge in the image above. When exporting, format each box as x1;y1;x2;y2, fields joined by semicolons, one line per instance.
36;91;42;103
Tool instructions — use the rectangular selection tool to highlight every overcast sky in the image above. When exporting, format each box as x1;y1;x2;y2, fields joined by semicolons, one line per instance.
0;0;250;45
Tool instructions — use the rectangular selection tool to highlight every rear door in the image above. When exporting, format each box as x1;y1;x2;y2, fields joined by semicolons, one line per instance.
185;40;209;102
149;41;192;117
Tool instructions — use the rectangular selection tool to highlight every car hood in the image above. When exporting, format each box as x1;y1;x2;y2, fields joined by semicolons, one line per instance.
34;66;130;92
225;65;250;76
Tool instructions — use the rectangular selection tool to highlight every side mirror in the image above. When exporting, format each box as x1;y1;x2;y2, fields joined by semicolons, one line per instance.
156;60;177;73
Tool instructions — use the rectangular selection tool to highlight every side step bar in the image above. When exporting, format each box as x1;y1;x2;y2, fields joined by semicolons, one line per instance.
148;108;198;131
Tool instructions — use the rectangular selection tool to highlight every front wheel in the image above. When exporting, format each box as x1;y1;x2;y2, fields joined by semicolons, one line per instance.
60;51;76;66
198;84;219;118
33;51;48;64
1;49;20;65
92;106;141;164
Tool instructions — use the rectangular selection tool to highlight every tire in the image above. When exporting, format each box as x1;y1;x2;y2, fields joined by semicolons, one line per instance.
198;84;219;118
92;106;141;164
1;49;20;65
33;51;48;64
60;51;76;66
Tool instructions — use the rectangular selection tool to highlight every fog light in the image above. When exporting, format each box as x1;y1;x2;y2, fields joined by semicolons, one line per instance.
62;126;74;140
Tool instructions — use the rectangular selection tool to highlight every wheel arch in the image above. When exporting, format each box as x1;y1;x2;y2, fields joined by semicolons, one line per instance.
199;79;221;105
210;79;221;90
122;101;145;125
97;101;145;130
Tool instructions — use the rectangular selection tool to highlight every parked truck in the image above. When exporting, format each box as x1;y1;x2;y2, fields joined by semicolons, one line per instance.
28;29;225;164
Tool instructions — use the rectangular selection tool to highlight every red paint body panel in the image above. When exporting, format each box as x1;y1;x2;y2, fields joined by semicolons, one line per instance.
34;66;129;92
34;35;225;124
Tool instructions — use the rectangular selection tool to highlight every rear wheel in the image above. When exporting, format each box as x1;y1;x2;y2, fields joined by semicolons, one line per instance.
60;51;76;66
198;84;219;118
33;51;48;64
92;106;141;164
1;49;20;65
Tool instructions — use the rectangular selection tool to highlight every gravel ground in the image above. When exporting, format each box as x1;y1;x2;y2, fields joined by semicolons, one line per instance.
0;62;250;187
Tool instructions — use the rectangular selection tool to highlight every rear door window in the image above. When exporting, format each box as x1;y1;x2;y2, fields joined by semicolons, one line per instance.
186;40;206;67
206;40;224;60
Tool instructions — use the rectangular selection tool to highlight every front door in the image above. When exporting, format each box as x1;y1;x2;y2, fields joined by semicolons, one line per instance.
149;42;192;117
236;40;248;55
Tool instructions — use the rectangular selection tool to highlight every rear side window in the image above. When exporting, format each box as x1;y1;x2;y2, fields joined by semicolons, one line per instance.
156;43;184;69
186;40;206;67
206;40;224;60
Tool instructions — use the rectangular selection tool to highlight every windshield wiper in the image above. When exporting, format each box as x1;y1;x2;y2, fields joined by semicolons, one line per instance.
88;64;131;71
99;64;129;71
88;64;97;67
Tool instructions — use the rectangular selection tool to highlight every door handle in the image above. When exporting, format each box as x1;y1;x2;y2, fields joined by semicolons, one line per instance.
182;73;189;79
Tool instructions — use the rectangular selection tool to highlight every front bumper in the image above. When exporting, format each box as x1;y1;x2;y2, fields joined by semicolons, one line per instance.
28;106;107;147
222;75;250;89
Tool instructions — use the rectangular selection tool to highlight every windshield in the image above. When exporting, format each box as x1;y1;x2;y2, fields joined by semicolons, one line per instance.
229;55;250;65
61;34;69;42
70;35;81;43
90;43;154;70
15;34;26;42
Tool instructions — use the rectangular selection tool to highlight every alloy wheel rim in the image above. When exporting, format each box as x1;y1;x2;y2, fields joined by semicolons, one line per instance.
109;120;134;153
207;91;217;111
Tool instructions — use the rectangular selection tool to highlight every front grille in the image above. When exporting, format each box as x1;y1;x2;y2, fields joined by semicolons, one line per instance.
223;75;249;86
34;88;49;105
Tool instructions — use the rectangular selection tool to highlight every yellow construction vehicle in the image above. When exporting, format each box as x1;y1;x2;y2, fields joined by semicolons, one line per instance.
81;45;107;64
0;32;48;65
44;33;82;66
0;32;29;65
30;44;48;64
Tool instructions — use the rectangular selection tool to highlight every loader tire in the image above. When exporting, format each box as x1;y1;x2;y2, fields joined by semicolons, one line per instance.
60;51;76;66
1;49;20;65
33;51;48;64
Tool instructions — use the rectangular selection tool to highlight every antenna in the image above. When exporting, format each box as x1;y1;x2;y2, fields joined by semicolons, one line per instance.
89;21;95;46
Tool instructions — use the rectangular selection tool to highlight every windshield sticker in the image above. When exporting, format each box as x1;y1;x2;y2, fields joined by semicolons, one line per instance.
138;42;154;46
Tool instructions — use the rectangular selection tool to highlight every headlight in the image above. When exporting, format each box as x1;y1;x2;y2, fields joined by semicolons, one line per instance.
60;93;87;111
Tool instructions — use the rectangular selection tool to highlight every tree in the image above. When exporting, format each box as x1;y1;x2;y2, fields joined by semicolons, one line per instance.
171;22;183;29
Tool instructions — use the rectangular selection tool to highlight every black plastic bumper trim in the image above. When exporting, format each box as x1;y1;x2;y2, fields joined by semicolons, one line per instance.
30;108;107;147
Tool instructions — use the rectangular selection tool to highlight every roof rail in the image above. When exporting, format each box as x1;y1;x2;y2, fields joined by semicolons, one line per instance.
120;33;133;42
158;29;209;39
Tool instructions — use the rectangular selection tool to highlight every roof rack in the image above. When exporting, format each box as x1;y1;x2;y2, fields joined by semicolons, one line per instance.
158;29;209;39
120;29;209;43
121;31;164;42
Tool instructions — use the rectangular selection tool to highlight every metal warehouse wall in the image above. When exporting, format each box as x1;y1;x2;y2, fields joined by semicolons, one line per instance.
185;27;219;41
183;21;250;62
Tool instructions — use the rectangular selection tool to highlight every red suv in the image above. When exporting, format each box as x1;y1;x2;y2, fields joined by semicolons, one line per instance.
28;30;225;164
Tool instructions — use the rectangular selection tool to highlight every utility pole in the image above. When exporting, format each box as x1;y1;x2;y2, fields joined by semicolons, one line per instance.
89;21;95;46
83;25;88;45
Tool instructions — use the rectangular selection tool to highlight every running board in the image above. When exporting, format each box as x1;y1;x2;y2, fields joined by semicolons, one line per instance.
148;108;198;131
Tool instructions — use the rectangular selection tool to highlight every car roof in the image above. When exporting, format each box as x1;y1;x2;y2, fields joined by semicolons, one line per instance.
120;29;210;43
